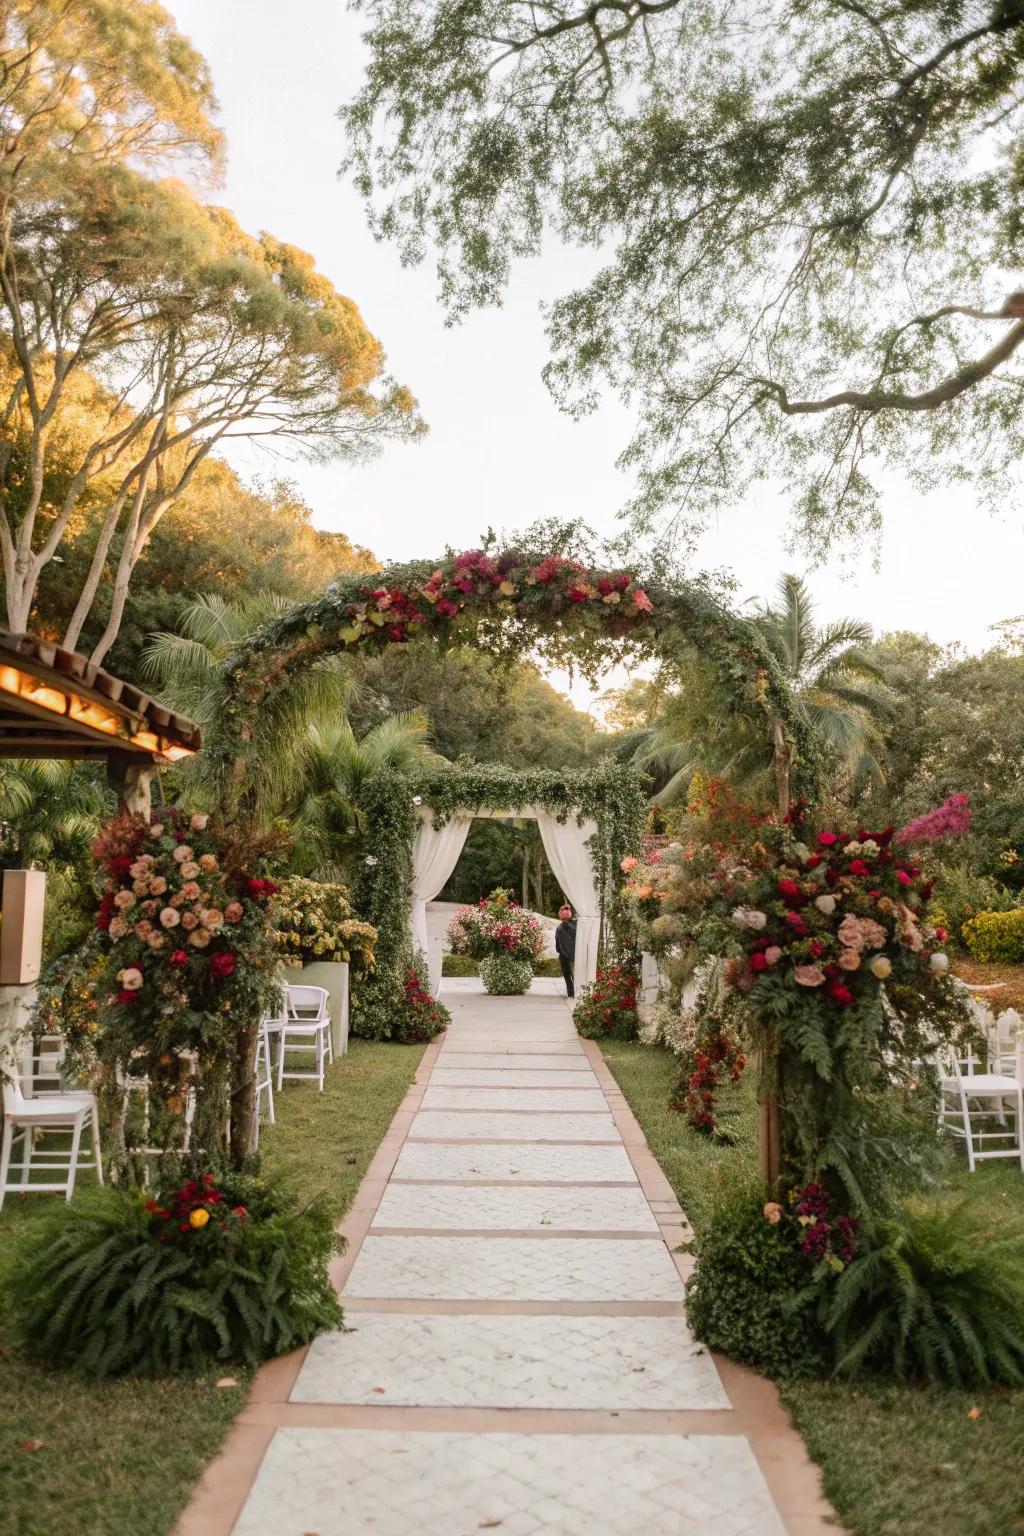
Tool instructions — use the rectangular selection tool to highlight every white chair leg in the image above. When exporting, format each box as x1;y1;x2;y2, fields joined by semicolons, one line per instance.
318;1027;325;1092
276;1031;286;1091
91;1102;104;1185
21;1125;33;1189
0;1119;13;1211
66;1116;83;1201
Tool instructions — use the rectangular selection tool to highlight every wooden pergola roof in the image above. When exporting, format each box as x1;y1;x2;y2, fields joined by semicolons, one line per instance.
0;629;201;762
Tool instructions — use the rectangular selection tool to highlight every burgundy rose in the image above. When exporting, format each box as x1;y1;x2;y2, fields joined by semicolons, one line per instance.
169;949;189;967
848;858;870;877
749;952;769;972
436;599;458;618
209;951;236;979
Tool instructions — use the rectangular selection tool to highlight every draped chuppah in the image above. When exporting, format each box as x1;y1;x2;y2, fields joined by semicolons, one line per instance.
410;807;472;994
535;810;600;991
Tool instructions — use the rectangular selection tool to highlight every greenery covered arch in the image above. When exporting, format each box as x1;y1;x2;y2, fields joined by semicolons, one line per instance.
208;536;816;818
348;759;649;1038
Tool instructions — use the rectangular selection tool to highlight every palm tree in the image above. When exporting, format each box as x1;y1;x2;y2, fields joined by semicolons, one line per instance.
0;760;111;869
288;715;443;878
629;575;893;814
141;592;351;813
752;573;894;789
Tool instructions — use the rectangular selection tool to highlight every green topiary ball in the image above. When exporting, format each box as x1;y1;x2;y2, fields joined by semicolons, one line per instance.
479;954;533;994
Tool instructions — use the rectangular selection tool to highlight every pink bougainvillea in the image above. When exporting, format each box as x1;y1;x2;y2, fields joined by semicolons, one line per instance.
894;793;972;845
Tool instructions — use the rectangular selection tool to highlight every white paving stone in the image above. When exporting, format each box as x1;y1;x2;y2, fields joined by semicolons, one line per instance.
372;1182;659;1231
436;1052;590;1070
392;1140;640;1182
441;1039;585;1055
422;1086;609;1111
342;1235;684;1301
411;1110;619;1142
432;1068;599;1088
233;1428;785;1536
293;1314;729;1409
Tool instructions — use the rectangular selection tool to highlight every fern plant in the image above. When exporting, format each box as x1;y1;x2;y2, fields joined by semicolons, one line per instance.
825;1196;1024;1387
11;1174;343;1378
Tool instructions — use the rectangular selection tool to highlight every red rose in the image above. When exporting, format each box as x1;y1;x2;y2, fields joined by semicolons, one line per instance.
934;927;948;943
117;988;138;1005
804;854;822;869
597;577;613;596
778;878;802;903
169;949;189;967
848;859;870;877
614;572;631;591
454;576;474;593
895;869;912;886
749;952;769;972
809;940;825;958
818;832;839;847
827;981;854;1007
96;915;111;930
109;855;133;876
568;586;589;604
436;599;458;618
209;951;236;980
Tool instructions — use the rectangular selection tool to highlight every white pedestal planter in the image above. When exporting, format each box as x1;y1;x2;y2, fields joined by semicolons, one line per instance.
292;960;350;1056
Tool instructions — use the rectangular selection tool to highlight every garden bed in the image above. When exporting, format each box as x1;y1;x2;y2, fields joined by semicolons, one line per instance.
600;1039;1024;1536
0;1039;425;1536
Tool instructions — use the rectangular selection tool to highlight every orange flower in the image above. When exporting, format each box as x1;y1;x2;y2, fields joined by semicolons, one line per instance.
189;1207;210;1230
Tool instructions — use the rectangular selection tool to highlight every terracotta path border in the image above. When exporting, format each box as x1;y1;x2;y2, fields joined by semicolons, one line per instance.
175;1003;842;1536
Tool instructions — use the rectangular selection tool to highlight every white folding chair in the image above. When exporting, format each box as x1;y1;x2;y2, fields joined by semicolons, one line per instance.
276;984;332;1092
250;1021;276;1151
1;1074;103;1207
938;1044;1024;1172
987;1007;1023;1080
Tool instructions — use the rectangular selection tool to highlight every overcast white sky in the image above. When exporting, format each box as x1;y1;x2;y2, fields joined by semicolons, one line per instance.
168;0;1024;711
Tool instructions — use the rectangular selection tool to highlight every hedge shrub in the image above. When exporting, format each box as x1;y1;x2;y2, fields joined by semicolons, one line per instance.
962;907;1024;963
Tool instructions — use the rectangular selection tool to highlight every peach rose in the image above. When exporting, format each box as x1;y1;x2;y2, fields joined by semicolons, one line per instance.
172;844;193;863
188;927;211;948
225;902;244;923
794;964;826;987
159;907;181;928
179;861;200;880
180;911;199;930
198;853;218;872
108;916;128;939
190;813;209;831
113;889;136;911
763;1201;784;1225
181;881;201;901
838;948;861;971
203;908;224;930
149;875;167;896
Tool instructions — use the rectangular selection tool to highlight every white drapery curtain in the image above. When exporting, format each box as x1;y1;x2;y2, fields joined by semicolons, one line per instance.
410;807;472;994
535;810;600;989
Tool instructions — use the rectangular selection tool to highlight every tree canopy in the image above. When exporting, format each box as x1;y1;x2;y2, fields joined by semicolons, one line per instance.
0;2;420;657
345;0;1024;550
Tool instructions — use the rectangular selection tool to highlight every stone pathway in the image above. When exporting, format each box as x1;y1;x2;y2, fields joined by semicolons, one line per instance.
177;982;839;1536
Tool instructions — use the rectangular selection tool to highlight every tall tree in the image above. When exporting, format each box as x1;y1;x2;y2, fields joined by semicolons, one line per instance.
345;0;1024;550
0;168;420;653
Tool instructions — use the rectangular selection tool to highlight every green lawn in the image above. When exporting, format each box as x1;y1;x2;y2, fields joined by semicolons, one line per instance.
600;1038;1024;1536
0;1038;425;1536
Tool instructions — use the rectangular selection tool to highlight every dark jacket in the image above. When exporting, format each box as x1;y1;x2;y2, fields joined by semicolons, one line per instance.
554;918;577;962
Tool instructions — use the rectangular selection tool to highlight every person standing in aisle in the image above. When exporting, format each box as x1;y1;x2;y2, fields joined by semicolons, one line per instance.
554;903;577;998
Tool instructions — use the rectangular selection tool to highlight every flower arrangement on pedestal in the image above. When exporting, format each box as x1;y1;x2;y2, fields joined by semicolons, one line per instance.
272;875;377;971
446;888;545;994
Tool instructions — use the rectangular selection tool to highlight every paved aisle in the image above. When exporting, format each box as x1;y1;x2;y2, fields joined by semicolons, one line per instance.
180;983;837;1536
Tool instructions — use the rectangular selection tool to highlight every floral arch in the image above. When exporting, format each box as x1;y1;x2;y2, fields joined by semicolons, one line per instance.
208;539;814;814
202;540;814;1041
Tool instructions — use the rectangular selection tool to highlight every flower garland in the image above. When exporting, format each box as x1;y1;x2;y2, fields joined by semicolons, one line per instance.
80;807;282;1174
206;539;817;811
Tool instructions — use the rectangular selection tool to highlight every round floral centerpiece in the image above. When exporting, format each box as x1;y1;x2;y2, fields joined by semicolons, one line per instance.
446;888;546;995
